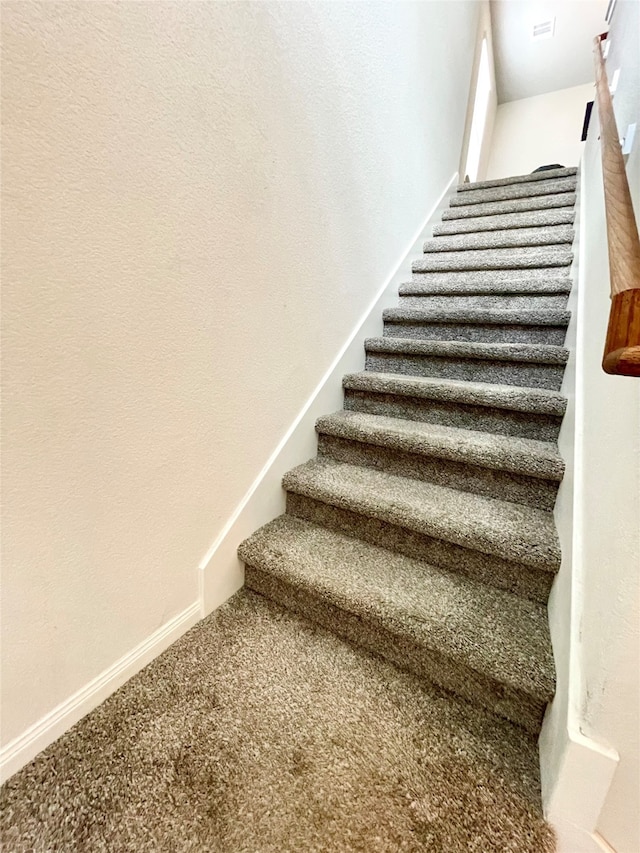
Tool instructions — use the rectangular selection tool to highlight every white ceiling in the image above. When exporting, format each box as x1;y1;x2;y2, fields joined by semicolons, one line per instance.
491;0;610;103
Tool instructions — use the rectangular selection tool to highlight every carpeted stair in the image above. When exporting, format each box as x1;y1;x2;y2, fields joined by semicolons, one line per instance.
1;167;575;852
441;191;576;220
240;166;576;739
0;591;556;852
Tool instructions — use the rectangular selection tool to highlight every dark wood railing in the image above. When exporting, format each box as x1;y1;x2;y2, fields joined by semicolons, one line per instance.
593;34;640;376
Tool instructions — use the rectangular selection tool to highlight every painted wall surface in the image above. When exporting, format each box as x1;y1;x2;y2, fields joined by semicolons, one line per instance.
578;141;639;853
541;1;640;850
486;83;594;179
583;4;640;849
1;1;479;759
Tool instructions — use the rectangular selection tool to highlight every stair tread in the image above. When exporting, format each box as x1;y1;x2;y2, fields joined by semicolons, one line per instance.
316;410;564;480
365;337;569;364
423;225;574;253
442;192;576;220
450;177;575;207
383;306;570;326
239;514;555;701
412;245;573;273
343;371;567;415
282;458;561;571
401;276;572;295
433;207;575;236
457;167;577;193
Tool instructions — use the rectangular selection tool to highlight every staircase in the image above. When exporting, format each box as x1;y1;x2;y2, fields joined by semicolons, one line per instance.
239;166;576;738
1;168;576;852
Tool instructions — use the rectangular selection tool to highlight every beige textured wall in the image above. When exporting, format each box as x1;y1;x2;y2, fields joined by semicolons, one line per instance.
486;83;594;178
583;4;640;848
541;2;639;849
1;1;479;755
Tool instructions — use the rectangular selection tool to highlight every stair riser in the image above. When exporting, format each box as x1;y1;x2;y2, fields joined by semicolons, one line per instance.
365;352;566;391
383;320;567;345
245;563;546;734
423;226;574;253
450;178;575;207
317;434;559;511
400;294;569;310
433;208;575;236
286;493;553;604
442;193;576;220
343;389;563;442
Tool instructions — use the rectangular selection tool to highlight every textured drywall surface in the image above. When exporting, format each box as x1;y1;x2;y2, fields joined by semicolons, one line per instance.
543;1;639;849
579;143;640;853
583;3;640;849
1;1;479;750
486;83;594;179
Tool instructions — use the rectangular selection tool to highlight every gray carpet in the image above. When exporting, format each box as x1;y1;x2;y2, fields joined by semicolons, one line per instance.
382;306;570;344
0;590;555;853
422;223;574;252
441;191;576;219
2;169;574;850
411;244;573;272
364;338;568;390
241;169;575;749
432;206;575;236
456;166;576;192
449;176;575;206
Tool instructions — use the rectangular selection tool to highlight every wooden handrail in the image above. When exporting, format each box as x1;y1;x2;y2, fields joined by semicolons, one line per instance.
593;34;640;376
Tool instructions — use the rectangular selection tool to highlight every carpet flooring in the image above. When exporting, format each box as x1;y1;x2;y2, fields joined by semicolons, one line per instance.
1;590;555;853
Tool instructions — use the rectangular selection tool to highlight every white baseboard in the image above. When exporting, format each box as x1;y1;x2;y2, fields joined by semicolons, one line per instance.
0;601;201;783
554;818;618;853
545;723;619;843
198;172;459;615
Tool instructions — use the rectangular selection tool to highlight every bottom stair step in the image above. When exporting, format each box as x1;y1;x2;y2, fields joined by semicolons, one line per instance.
0;588;555;852
239;515;555;734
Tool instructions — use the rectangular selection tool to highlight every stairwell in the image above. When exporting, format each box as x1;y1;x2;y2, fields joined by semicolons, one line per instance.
0;167;576;851
240;165;576;738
